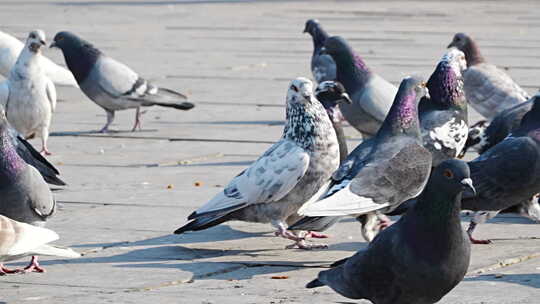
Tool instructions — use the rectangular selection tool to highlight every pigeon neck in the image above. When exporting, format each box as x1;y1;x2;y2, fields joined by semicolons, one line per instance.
284;100;336;152
377;89;421;139
423;62;467;111
516;98;540;137
334;51;372;93
310;27;329;51
464;40;485;67
11;46;42;76
62;44;100;84
0;129;25;180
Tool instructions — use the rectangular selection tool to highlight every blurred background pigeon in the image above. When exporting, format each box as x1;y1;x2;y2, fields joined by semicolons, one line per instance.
304;19;336;83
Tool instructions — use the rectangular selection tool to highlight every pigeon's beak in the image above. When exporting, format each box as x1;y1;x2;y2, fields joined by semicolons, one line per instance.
39;39;46;46
303;26;308;33
460;178;476;196
49;41;57;49
447;41;455;49
339;92;352;104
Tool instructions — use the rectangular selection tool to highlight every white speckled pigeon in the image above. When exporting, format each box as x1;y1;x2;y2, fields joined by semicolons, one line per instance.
462;95;540;244
419;48;468;166
175;77;339;249
0;30;56;155
294;76;432;241
50;31;194;133
0;215;79;275
315;81;352;163
0;30;78;87
323;36;398;138
448;33;529;120
304;19;336;83
0;108;56;273
306;159;473;304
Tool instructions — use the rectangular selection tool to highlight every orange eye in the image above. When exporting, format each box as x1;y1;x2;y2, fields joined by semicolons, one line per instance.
443;169;454;179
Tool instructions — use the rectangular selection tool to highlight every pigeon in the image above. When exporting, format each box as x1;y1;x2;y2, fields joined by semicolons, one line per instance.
0;30;56;155
306;159;473;304
174;77;340;249
293;76;432;241
462;95;540;244
322;36;398;138
419;48;468;167
0;214;79;275
304;19;336;83
462;96;533;155
448;33;529;120
0;108;56;272
315;81;352;163
0;30;78;87
50;31;194;133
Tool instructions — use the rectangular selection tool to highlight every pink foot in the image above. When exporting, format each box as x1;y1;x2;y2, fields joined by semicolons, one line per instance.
40;148;51;156
469;236;492;245
377;219;393;230
22;256;45;273
305;231;329;239
0;265;20;275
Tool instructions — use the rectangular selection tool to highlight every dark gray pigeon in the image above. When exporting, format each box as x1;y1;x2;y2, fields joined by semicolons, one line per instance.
463;96;534;155
293;76;432;241
419;48;468;167
304;19;336;83
323;36;397;138
448;33;529;120
174;78;339;249
315;81;352;163
462;95;540;243
50;31;194;133
0;109;56;273
306;159;473;304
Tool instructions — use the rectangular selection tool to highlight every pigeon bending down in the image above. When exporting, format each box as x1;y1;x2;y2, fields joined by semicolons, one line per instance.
315;81;352;163
0;30;78;87
304;19;336;83
306;159;473;304
448;33;529;120
174;77;340;249
0;30;56;155
0;215;79;275
462;95;540;244
463;96;533;155
292;76;432;242
323;36;398;138
0;109;56;272
419;48;468;167
50;31;194;133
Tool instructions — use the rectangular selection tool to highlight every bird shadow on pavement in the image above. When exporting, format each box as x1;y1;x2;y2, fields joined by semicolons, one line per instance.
464;274;540;288
155;120;284;126
50;129;157;136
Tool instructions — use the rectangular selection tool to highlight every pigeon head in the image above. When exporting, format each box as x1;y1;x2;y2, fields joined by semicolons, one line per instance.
25;30;46;53
287;77;316;105
303;19;321;34
432;159;474;197
424;48;466;109
50;31;101;83
378;76;427;138
447;33;484;67
315;81;351;122
322;36;371;92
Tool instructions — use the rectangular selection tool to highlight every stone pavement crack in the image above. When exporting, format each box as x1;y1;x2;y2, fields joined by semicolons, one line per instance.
467;252;540;276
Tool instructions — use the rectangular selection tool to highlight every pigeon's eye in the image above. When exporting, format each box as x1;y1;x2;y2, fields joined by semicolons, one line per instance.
290;85;298;92
443;169;454;179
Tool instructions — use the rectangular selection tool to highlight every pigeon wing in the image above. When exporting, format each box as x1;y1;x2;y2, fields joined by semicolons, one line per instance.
192;140;310;218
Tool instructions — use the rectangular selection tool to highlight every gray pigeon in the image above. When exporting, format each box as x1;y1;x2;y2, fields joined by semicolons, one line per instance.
0;215;79;275
304;19;336;83
315;81;352;163
50;31;194;133
419;48;468;167
448;33;529;120
175;77;339;249
0;30;56;155
293;76;432;242
462;95;540;243
306;159;474;304
323;36;398;138
0;108;56;272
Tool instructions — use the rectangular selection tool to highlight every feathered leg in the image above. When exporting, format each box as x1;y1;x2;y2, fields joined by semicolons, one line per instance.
39;127;51;155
